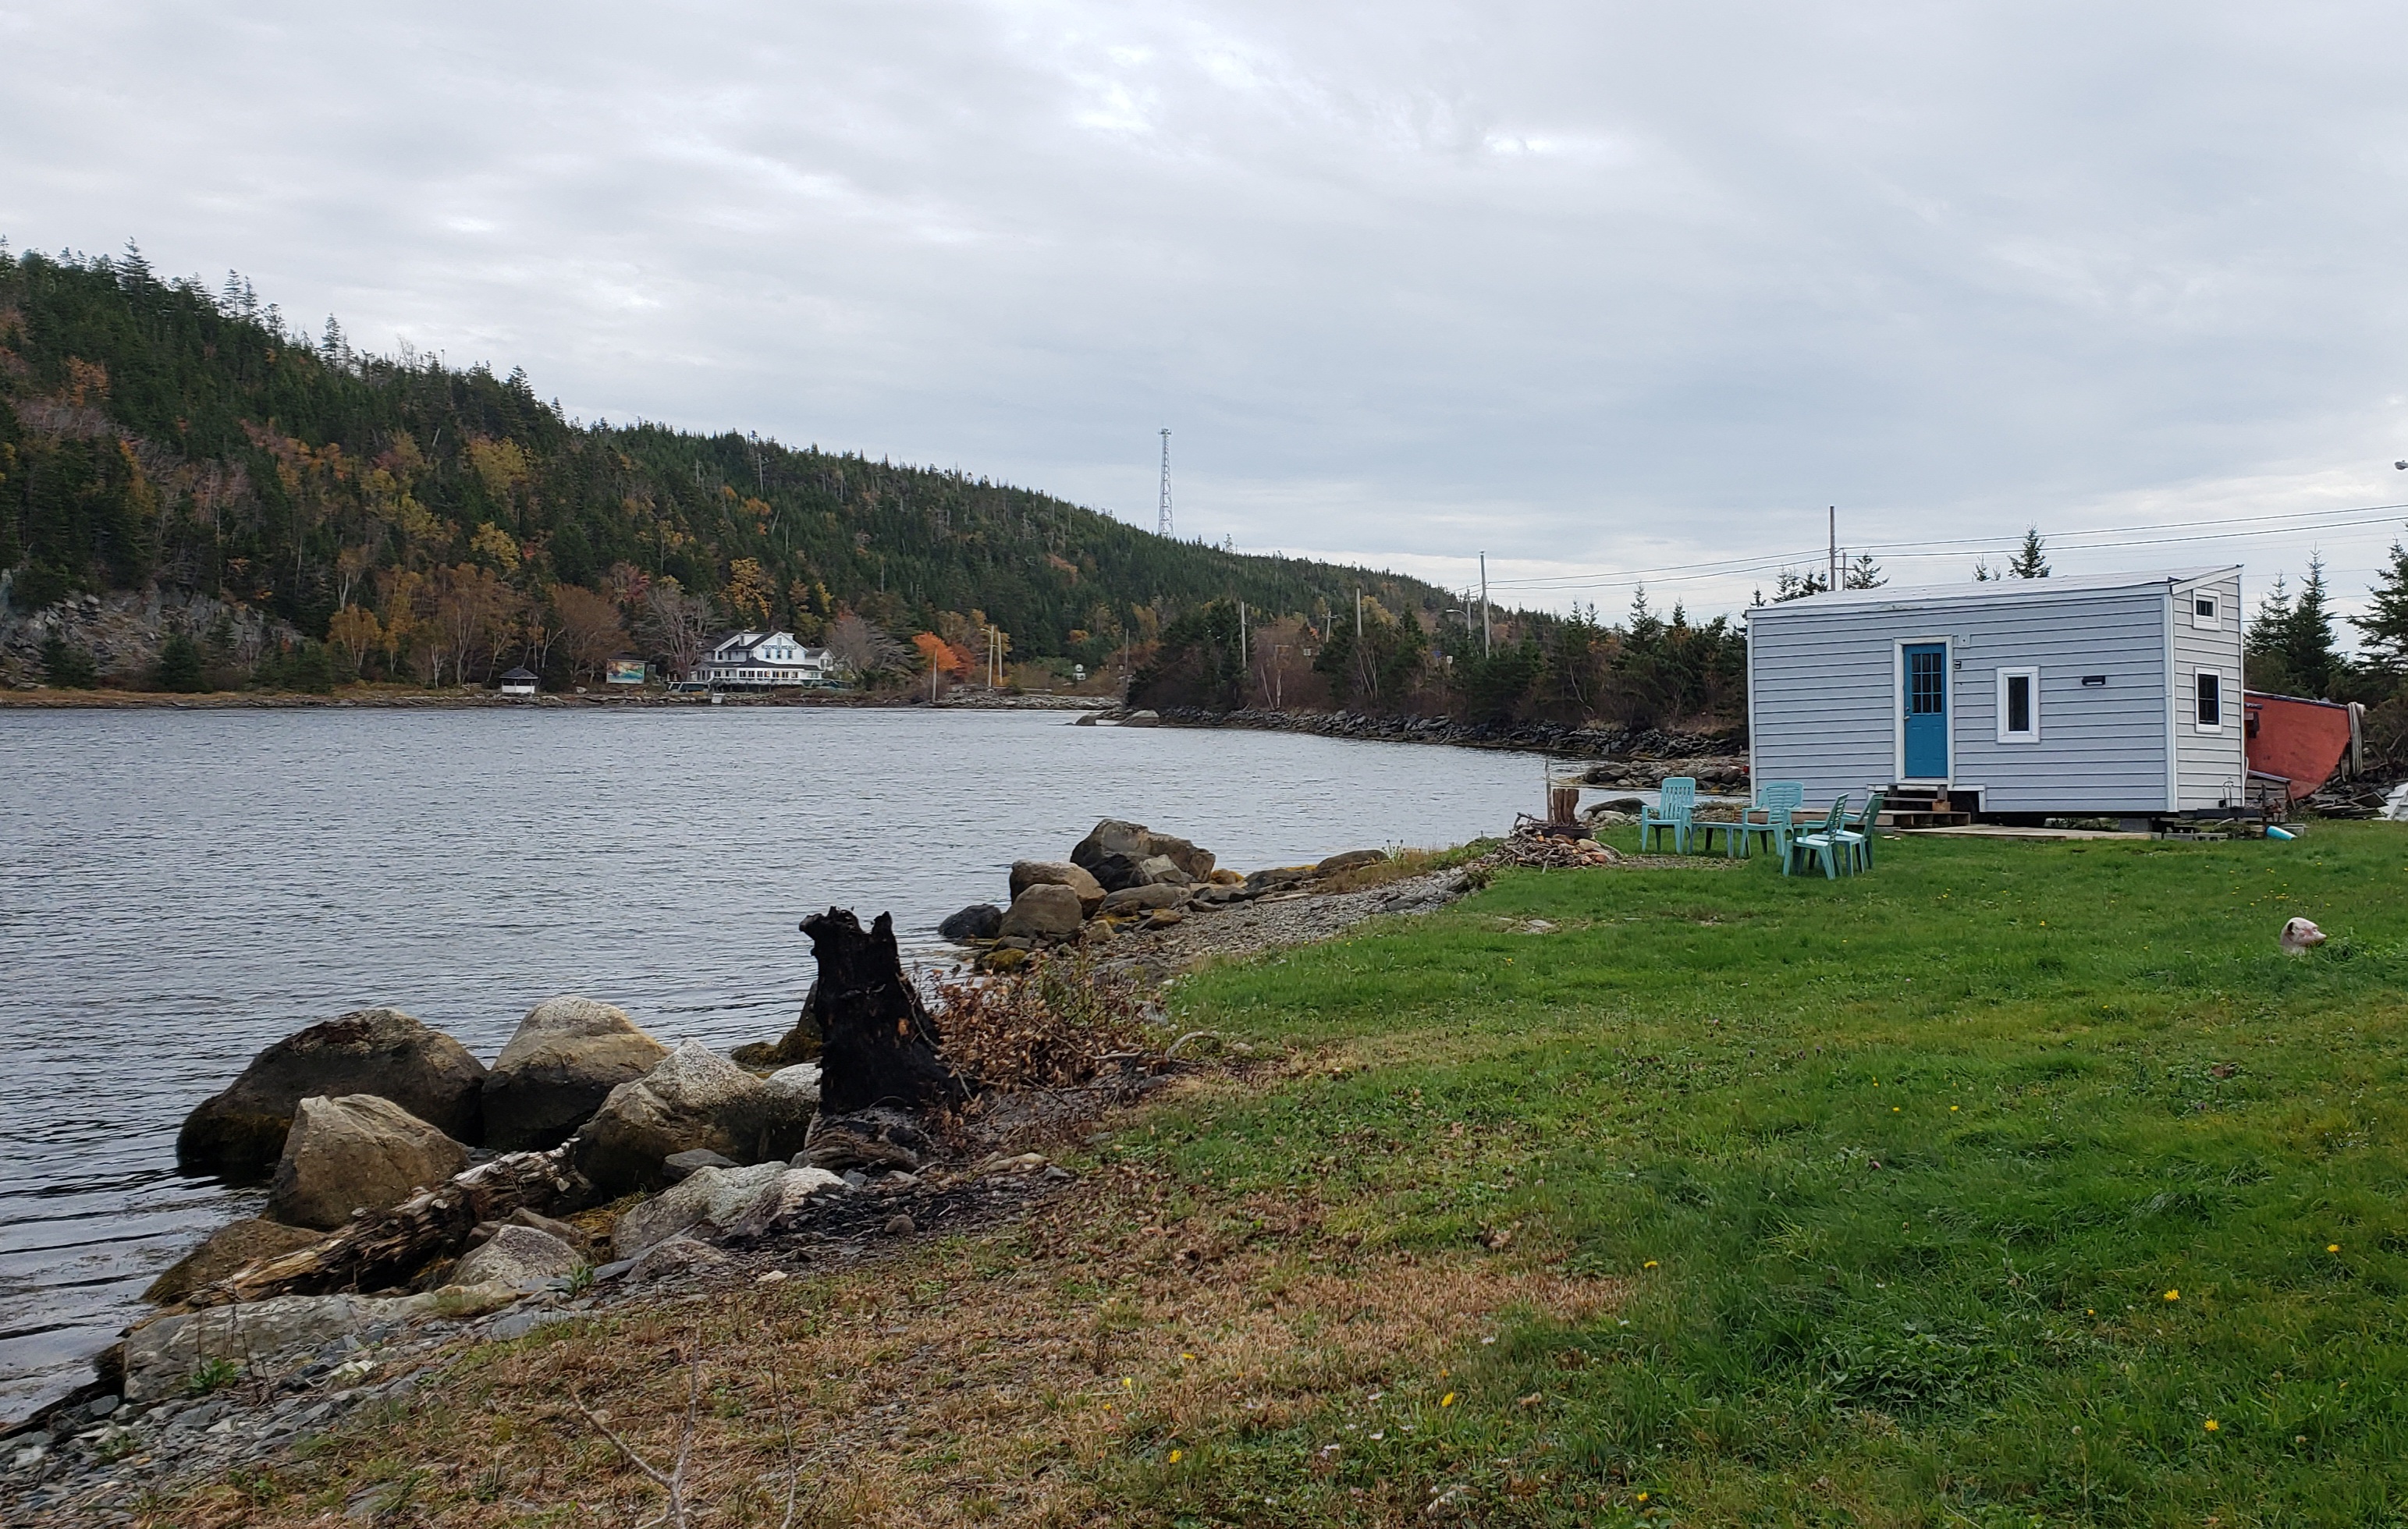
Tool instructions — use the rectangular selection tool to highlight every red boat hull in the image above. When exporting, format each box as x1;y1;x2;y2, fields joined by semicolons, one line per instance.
2244;691;2354;800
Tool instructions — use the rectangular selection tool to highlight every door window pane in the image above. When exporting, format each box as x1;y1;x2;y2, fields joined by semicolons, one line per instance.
1909;651;1945;714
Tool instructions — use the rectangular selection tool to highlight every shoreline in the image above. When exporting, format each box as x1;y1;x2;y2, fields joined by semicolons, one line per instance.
0;687;1117;712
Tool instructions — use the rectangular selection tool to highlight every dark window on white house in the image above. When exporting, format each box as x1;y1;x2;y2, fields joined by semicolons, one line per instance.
2196;670;2222;728
1995;666;2039;742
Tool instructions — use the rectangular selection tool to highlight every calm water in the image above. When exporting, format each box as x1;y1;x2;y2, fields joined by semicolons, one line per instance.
0;706;1568;1417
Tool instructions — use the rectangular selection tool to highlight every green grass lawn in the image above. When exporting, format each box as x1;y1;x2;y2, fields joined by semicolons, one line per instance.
1113;823;2408;1526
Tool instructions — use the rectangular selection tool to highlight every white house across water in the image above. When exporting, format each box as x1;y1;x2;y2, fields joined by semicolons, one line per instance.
1743;568;2247;818
693;631;837;689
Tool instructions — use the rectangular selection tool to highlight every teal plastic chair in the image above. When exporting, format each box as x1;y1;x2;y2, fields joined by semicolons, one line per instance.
1785;796;1852;879
1837;789;1885;871
1640;777;1696;853
1735;780;1805;861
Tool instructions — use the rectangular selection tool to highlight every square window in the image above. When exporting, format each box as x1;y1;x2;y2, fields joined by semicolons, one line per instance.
2196;670;2222;729
1995;667;2040;743
2193;594;2220;629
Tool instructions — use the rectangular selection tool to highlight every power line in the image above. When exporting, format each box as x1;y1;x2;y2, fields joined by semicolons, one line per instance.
1484;498;2408;594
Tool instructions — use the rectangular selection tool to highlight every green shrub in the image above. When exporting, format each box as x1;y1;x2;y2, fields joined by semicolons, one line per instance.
154;633;207;692
40;633;98;688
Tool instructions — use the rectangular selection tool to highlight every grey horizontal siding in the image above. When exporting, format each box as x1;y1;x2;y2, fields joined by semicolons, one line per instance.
1749;587;2172;813
2170;574;2247;808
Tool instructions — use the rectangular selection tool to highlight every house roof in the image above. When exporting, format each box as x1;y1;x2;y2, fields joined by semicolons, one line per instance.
1745;566;2239;620
500;667;538;680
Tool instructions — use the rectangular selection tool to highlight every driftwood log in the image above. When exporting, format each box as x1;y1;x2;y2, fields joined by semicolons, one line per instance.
194;1147;585;1305
801;908;964;1114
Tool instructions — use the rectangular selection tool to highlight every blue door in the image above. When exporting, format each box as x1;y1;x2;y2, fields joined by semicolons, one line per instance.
1903;644;1948;779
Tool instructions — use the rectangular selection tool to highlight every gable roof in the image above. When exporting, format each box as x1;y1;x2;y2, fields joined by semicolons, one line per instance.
1746;566;2239;621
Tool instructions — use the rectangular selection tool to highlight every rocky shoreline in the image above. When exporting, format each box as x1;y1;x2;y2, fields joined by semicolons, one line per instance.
1126;704;1747;780
0;814;1670;1524
0;686;1114;711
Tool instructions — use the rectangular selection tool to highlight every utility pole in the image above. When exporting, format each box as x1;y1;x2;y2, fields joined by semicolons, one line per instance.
1157;428;1174;538
1827;507;1836;594
1479;552;1491;659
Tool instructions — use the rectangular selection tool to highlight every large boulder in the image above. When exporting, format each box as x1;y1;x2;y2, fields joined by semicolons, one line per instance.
481;996;670;1151
177;1009;487;1179
570;1042;812;1197
999;883;1085;942
1147;833;1216;882
1315;849;1389;877
452;1223;584;1290
937;903;1004;941
1100;883;1188;915
141;1218;327;1305
612;1162;788;1258
1069;819;1153;892
267;1094;471;1231
1070;819;1214;892
1008;860;1106;915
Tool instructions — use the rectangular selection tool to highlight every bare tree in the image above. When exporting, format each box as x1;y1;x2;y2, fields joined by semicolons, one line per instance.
554;584;628;683
823;611;907;681
641;578;717;679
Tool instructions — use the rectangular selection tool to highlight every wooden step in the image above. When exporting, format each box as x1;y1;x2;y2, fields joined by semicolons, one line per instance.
1880;811;1972;828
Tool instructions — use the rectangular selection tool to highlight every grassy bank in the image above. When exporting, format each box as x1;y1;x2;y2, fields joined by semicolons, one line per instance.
158;825;2408;1527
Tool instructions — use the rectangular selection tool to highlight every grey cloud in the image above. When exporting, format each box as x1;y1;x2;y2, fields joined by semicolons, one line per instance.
5;0;2408;615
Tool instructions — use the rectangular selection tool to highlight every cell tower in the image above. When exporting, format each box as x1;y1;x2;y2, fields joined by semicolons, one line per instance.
1157;427;1174;537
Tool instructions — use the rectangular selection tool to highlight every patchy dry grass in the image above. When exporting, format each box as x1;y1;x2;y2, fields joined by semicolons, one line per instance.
148;1146;1614;1528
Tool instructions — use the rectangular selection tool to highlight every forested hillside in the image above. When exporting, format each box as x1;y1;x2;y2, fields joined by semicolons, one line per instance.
0;244;1445;690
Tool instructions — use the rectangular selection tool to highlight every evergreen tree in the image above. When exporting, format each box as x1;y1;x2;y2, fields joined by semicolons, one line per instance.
154;633;206;692
40;633;96;688
2007;527;2050;579
2245;574;2296;692
2280;555;2342;697
1843;553;1885;590
2351;539;2408;675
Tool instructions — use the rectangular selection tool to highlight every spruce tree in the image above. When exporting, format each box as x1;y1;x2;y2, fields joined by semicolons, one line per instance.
1844;553;1885;590
2246;575;2296;692
2351;539;2408;675
154;633;207;693
2007;527;2050;579
2281;555;2342;697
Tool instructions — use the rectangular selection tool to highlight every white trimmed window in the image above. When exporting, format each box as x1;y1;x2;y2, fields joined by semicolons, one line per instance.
2195;669;2224;729
1996;667;2040;743
2192;594;2221;629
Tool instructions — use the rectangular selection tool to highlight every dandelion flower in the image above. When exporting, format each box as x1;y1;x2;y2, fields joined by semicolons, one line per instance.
1123;1377;1134;1389
1951;1105;1959;1112
1440;1392;1457;1407
1644;1260;1659;1269
2165;1289;2179;1301
1637;1492;1650;1502
2205;1419;2219;1432
1181;1352;1194;1360
1169;1449;1184;1463
2329;1244;2341;1254
1893;1107;1900;1112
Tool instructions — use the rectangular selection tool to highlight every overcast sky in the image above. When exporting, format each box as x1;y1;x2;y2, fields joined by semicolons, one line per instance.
6;1;2408;625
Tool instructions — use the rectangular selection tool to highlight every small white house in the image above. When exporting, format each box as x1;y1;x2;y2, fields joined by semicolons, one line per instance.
1744;567;2247;817
693;631;836;689
498;666;539;696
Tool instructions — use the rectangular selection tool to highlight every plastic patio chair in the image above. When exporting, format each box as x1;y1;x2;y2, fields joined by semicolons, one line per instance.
1640;777;1696;854
1735;779;1805;861
1785;796;1852;879
1837;788;1886;871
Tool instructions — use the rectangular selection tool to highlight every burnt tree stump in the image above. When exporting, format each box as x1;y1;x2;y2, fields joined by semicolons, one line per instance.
801;908;964;1113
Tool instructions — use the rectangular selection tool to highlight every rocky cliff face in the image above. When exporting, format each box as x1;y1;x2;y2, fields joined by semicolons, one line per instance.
0;581;298;685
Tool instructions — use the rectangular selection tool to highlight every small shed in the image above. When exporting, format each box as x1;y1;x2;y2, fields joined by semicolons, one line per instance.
498;666;539;697
1745;567;2246;817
